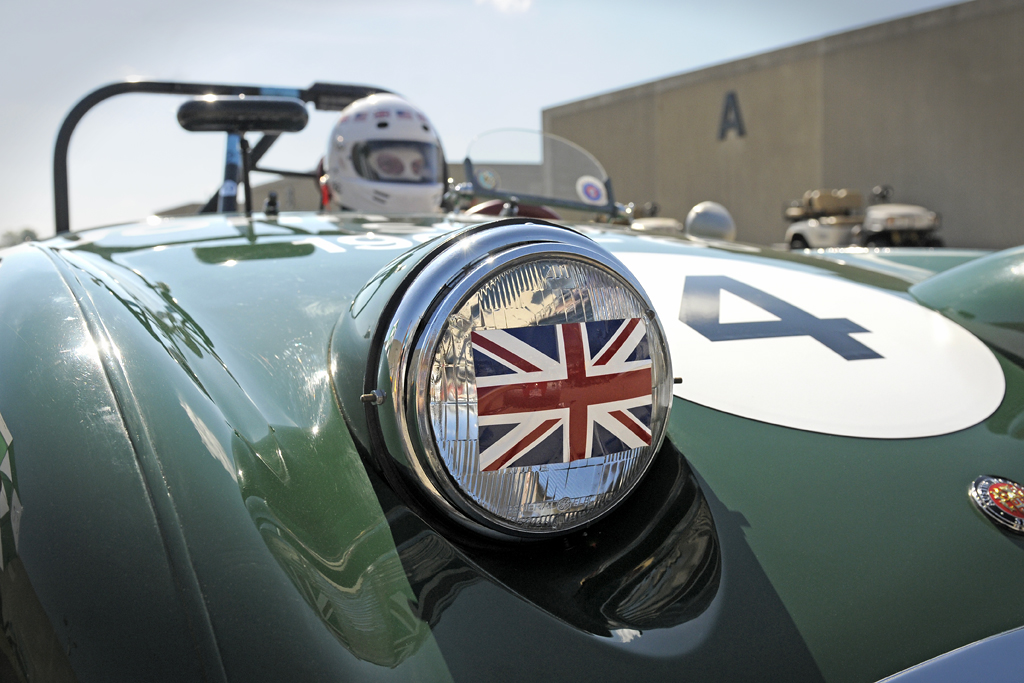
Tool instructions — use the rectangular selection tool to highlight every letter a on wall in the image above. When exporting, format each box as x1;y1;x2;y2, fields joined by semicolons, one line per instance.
718;91;746;140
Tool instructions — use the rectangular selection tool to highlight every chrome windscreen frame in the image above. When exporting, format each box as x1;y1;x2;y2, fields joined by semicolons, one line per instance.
373;222;673;538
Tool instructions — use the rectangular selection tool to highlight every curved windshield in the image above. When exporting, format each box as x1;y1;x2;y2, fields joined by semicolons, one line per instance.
352;140;442;184
464;129;613;213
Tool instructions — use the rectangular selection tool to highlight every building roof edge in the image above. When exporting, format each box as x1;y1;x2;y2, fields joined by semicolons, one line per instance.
543;0;1020;118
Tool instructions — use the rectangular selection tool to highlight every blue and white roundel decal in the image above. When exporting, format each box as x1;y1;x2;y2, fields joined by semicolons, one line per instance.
615;252;1005;439
576;175;607;206
477;169;499;191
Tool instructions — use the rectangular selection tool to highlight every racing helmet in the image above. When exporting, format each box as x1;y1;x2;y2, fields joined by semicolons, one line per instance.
324;94;445;213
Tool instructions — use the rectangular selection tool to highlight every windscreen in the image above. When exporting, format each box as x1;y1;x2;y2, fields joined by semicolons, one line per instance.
465;129;612;212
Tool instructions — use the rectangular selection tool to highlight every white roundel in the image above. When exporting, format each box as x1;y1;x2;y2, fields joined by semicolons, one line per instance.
615;252;1005;439
575;175;607;206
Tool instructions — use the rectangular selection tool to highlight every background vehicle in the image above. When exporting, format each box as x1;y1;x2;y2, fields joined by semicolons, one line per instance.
785;186;942;249
1;81;1022;682
784;188;864;249
858;185;944;247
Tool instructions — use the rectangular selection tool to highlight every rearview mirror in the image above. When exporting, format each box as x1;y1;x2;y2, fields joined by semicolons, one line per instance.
177;96;309;217
177;96;308;133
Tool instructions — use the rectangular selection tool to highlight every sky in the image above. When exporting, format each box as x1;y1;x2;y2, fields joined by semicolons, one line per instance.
1;0;960;237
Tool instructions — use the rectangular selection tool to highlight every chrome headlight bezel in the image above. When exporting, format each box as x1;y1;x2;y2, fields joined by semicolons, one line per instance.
372;222;673;539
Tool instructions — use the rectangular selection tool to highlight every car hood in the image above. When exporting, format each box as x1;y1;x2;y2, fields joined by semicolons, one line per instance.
17;213;1024;682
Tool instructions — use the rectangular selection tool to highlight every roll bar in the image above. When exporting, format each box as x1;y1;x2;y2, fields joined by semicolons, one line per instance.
53;80;390;233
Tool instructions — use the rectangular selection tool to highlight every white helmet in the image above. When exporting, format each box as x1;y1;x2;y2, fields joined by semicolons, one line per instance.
324;94;445;213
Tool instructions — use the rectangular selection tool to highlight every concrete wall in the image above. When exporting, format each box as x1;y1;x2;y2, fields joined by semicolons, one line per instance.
248;175;322;213
821;1;1024;248
543;0;1024;248
159;175;323;215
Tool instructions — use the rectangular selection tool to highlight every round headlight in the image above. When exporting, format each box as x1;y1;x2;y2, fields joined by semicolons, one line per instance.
377;222;672;537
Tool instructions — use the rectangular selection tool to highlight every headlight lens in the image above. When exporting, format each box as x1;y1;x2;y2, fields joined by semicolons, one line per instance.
425;256;671;534
378;223;673;538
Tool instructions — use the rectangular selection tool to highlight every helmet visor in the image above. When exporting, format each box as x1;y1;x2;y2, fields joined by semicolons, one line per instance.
352;140;442;184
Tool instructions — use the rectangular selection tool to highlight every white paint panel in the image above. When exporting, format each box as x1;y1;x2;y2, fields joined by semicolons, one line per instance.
718;289;780;324
617;252;1006;439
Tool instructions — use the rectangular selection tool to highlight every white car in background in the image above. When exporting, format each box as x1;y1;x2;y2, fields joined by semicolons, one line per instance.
860;201;943;247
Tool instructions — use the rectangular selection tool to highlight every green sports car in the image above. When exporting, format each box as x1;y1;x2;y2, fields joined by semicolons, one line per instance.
0;81;1021;683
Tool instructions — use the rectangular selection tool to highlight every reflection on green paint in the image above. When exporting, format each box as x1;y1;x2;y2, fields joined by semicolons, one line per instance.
193;242;316;264
985;355;1024;440
249;498;430;667
234;423;436;669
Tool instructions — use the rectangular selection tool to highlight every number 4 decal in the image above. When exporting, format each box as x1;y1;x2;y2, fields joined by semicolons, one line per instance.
679;275;882;360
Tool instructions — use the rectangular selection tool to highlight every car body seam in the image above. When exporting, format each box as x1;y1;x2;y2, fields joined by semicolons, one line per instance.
39;244;228;683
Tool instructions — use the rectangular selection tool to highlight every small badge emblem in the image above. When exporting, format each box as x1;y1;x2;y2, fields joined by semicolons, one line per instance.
969;475;1024;533
575;175;607;206
476;169;498;191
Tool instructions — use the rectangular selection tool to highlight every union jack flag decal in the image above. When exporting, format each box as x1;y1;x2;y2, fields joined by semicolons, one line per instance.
472;318;653;471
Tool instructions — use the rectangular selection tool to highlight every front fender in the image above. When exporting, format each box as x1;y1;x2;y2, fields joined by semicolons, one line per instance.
0;244;206;681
